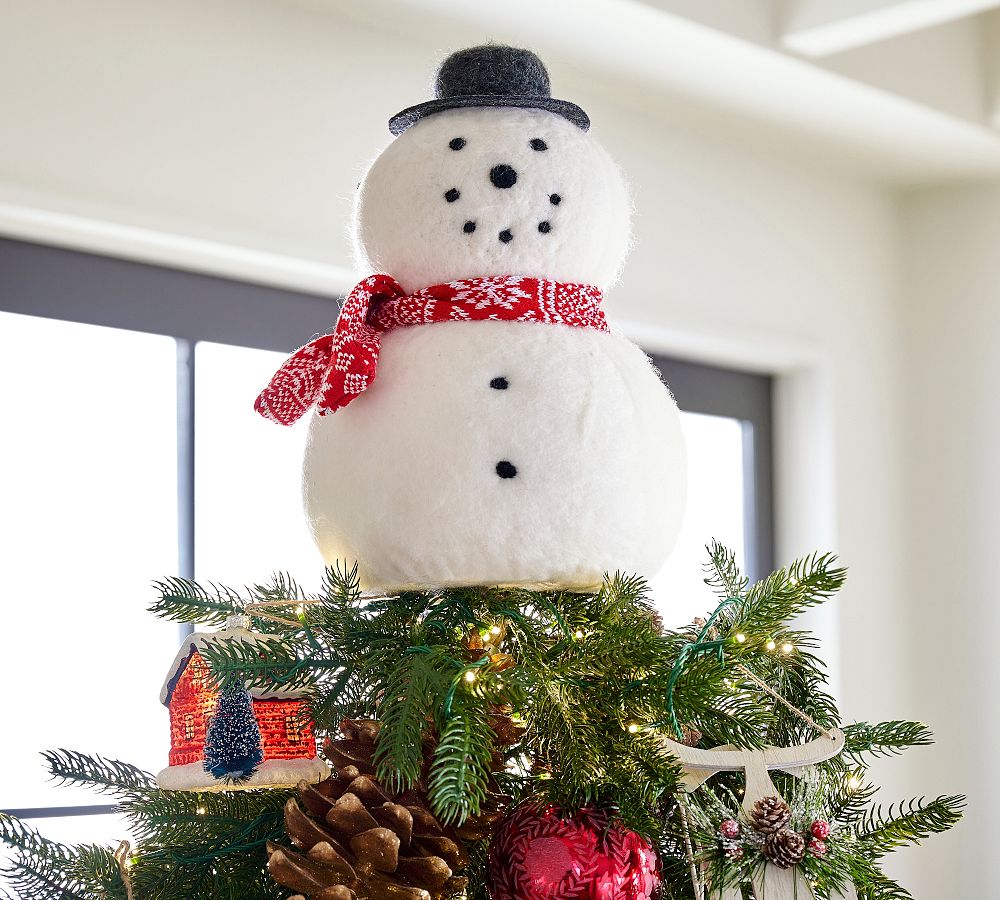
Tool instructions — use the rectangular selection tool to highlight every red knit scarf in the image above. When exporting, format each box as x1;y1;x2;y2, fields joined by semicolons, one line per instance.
255;274;608;425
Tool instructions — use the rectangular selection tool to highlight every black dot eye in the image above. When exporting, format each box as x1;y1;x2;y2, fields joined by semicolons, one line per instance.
549;193;561;205
498;229;513;243
449;137;466;150
529;138;548;151
496;460;518;479
463;221;476;233
444;188;460;202
538;221;551;234
490;377;509;390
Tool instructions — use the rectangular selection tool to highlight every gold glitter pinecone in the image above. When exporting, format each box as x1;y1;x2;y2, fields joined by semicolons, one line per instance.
762;828;806;869
749;795;792;835
267;719;508;900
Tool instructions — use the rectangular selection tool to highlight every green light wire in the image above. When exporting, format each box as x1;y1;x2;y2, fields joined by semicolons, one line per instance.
664;597;740;740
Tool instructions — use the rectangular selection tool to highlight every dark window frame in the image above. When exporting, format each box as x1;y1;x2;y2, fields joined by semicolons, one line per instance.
0;237;774;823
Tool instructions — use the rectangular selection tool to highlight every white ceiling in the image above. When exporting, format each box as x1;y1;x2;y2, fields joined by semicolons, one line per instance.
308;0;1000;183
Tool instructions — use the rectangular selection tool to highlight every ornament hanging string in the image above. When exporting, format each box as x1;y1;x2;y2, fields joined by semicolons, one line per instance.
677;801;705;900
113;840;135;900
733;662;835;740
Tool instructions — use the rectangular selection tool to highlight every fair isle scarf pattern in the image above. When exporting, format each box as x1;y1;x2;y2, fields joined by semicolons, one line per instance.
255;274;608;425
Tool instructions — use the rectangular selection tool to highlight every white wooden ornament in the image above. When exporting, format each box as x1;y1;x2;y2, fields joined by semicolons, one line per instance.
661;729;857;900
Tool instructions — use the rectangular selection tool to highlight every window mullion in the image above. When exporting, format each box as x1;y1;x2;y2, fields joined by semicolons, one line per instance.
177;339;196;639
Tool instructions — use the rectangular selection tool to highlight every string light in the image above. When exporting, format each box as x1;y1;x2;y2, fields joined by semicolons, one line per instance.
846;774;863;792
781;642;794;655
489;625;502;637
734;633;747;644
196;806;207;815
574;629;585;640
765;639;777;651
295;604;305;616
627;723;640;734
463;670;477;683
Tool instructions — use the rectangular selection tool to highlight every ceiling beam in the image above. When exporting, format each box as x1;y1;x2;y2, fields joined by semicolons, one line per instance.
781;0;1000;56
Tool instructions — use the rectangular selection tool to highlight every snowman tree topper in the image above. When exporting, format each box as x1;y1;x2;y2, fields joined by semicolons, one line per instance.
257;45;687;592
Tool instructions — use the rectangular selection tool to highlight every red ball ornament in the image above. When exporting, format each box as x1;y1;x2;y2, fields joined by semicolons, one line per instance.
810;820;831;840
719;818;741;839
489;802;661;900
808;838;828;858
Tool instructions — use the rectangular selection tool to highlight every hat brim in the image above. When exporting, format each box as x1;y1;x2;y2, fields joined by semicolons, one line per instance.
388;95;590;136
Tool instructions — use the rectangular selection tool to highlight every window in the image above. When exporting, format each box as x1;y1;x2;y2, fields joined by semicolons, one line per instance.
646;357;773;628
0;237;773;837
286;715;302;744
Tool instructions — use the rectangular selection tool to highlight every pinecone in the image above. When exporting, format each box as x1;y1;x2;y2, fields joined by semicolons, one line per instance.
268;719;506;900
762;828;806;869
678;724;702;747
749;795;792;835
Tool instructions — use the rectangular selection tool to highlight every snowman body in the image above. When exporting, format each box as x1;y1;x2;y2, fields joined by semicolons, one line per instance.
302;105;686;590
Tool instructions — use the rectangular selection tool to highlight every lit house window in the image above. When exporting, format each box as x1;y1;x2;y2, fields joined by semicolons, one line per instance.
285;715;302;744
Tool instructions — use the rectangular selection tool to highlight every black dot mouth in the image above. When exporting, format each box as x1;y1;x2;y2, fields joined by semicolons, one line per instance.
538;221;551;234
498;229;513;244
549;193;562;205
496;460;518;479
463;221;476;234
444;188;460;203
490;376;509;390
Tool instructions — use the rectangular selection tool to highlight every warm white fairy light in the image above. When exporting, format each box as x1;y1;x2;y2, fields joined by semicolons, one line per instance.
574;628;585;640
489;625;502;636
781;642;794;655
846;774;863;792
734;633;747;644
627;723;640;734
196;806;207;815
766;639;777;651
295;604;305;616
464;670;477;683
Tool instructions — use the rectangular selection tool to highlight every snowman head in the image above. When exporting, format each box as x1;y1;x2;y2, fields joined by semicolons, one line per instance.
353;46;632;295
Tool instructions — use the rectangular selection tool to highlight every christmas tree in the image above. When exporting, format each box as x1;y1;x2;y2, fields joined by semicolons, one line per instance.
203;677;265;784
0;547;962;898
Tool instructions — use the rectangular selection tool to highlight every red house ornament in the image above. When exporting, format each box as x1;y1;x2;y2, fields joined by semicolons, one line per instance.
155;615;329;791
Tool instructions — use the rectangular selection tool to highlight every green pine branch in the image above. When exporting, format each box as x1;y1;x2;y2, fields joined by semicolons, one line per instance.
857;795;965;857
373;649;449;792
43;749;156;797
429;696;495;825
843;721;933;764
149;577;243;626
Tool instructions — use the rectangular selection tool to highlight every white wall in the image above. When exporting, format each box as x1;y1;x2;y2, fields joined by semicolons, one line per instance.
0;0;956;892
897;185;1000;898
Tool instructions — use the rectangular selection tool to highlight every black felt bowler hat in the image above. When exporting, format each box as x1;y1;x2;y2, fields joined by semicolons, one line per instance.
388;45;590;136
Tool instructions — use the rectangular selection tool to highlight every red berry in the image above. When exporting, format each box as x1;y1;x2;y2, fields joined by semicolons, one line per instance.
719;819;741;839
808;838;828;857
725;844;744;861
810;820;831;840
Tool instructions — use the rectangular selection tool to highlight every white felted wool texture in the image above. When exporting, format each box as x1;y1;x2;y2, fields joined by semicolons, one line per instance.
303;320;686;590
354;107;632;294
